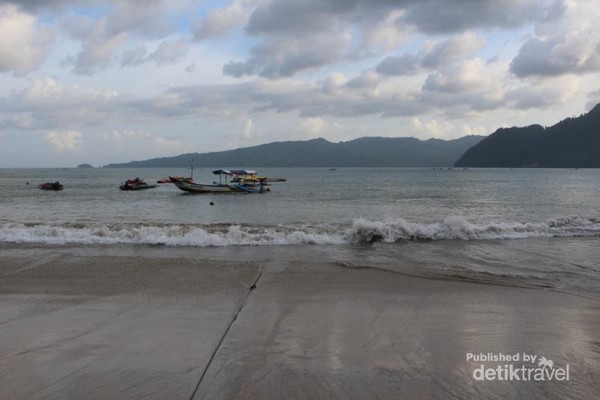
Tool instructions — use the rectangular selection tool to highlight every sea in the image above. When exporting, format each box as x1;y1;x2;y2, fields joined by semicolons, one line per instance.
1;167;599;297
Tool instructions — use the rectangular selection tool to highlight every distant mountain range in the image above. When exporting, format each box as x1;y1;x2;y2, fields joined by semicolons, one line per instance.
104;136;484;168
455;103;600;168
104;103;600;169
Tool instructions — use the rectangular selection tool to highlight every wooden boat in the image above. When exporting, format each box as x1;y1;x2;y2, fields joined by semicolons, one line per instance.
170;169;283;194
119;178;157;191
38;181;63;191
169;176;244;193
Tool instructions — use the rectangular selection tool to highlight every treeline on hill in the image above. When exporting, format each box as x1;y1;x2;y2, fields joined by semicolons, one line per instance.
455;103;600;168
104;136;484;168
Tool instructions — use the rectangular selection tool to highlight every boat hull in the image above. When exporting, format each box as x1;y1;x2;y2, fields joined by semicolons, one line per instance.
169;177;266;193
170;177;239;193
38;182;63;191
119;184;157;191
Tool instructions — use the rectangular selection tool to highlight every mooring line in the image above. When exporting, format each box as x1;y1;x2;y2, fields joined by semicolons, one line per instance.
188;266;263;400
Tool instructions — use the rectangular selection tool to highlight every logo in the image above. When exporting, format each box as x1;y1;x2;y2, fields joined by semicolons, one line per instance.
466;352;570;381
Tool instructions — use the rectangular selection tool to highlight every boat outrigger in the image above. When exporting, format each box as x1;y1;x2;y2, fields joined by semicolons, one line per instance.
170;169;285;194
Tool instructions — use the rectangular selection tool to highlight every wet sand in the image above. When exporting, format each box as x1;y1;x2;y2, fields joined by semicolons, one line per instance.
1;244;599;399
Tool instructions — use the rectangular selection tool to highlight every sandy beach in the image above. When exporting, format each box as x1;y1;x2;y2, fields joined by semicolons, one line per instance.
1;243;599;399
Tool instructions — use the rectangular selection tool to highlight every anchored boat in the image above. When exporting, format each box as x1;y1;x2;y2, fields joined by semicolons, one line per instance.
38;181;63;191
119;178;157;191
170;169;284;194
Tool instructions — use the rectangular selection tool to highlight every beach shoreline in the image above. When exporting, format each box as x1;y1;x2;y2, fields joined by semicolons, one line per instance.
1;244;599;399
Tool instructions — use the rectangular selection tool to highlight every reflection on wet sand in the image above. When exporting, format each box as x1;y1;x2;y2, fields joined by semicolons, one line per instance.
0;244;599;400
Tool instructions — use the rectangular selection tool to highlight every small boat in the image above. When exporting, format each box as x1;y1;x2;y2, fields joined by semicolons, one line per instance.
38;181;63;191
156;177;172;184
231;173;287;183
119;178;157;191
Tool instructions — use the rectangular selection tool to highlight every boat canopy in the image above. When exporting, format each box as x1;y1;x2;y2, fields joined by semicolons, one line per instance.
212;169;257;176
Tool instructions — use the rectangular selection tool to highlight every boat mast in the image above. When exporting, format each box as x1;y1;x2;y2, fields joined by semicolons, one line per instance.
191;158;194;182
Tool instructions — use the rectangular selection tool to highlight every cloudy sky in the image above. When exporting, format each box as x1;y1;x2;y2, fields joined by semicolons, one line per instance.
1;0;599;167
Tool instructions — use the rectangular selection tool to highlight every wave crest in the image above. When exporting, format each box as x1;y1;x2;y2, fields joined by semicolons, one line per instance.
347;216;600;243
1;216;599;247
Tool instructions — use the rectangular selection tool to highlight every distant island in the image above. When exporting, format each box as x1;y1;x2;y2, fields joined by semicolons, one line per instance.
104;136;484;168
77;163;94;168
455;103;600;168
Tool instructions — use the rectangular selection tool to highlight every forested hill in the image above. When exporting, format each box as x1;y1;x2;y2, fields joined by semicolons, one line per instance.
455;103;600;168
104;135;484;168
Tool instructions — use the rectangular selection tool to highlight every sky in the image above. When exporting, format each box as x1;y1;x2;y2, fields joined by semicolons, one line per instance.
1;0;599;167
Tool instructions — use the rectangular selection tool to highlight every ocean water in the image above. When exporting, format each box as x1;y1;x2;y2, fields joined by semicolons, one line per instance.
1;167;599;296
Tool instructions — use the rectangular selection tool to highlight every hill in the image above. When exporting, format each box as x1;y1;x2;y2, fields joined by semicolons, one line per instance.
104;136;484;168
455;104;600;168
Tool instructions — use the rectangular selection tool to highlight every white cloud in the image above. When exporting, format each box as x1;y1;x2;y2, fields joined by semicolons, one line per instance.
240;118;253;139
505;76;580;109
2;77;120;130
192;0;258;40
300;117;341;138
322;73;348;95
46;130;83;151
0;4;53;73
423;58;491;94
410;117;456;138
102;129;185;153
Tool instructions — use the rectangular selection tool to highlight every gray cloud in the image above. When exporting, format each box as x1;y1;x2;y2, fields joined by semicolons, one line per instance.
3;0;75;13
105;0;178;39
346;71;380;89
224;32;351;78
166;79;431;119
376;33;484;76
399;0;545;34
146;39;188;65
505;86;563;109
376;54;421;76
225;0;545;79
56;1;192;74
120;46;147;67
68;21;126;75
510;36;600;77
0;72;486;133
245;0;355;35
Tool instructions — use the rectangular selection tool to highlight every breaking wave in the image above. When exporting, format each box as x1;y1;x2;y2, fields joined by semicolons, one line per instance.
1;216;599;247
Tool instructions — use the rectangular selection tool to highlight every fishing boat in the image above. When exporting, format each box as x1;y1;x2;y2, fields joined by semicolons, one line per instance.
38;181;63;191
170;170;260;193
119;178;157;191
170;169;284;194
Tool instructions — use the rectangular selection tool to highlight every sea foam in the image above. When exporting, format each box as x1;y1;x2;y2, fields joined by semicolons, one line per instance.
1;216;599;247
